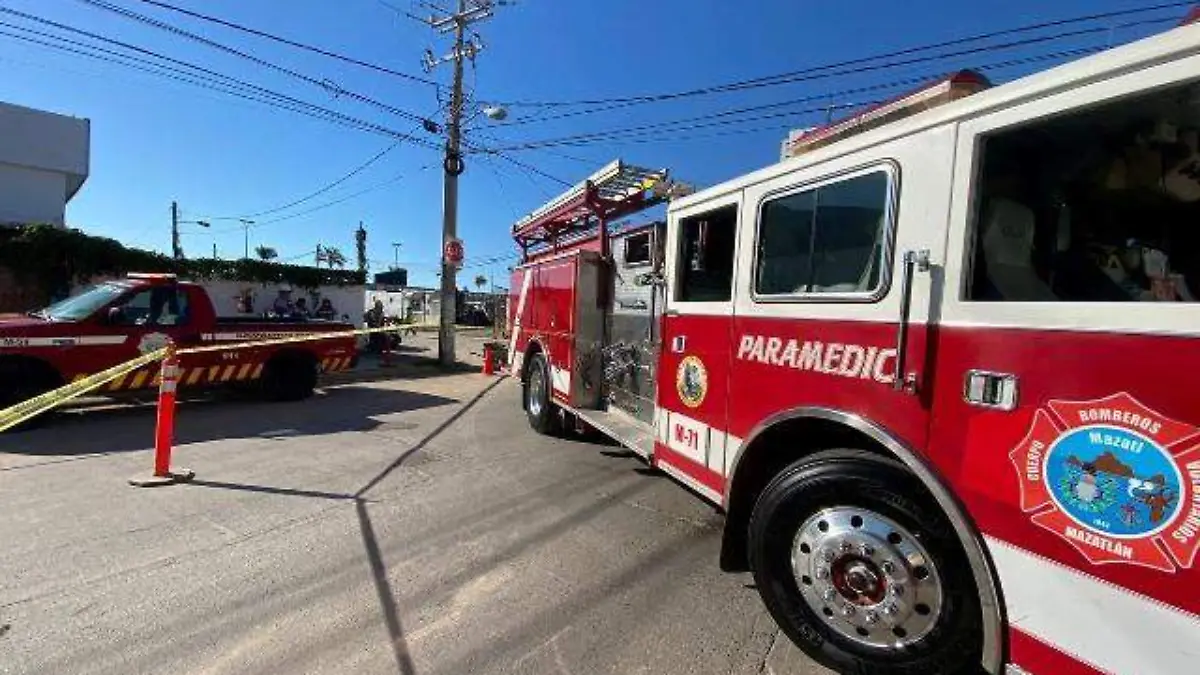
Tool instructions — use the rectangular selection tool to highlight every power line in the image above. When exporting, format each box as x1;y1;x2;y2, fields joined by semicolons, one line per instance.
0;7;441;144
128;0;443;89
491;1;1193;110
476;41;1142;153
492;18;1172;132
212;164;437;232
210;123;428;221
75;0;435;125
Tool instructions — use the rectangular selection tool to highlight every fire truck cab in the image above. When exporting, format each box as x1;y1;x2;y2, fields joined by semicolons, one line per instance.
509;19;1200;675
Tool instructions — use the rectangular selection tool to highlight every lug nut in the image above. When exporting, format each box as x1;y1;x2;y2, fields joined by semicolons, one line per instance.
839;540;853;552
891;584;905;597
823;549;837;562
880;560;895;575
881;604;898;617
859;543;875;556
815;566;830;580
864;611;879;625
841;605;856;617
822;588;837;602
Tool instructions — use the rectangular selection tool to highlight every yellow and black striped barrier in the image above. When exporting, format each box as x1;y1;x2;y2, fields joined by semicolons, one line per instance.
0;324;413;433
0;348;168;433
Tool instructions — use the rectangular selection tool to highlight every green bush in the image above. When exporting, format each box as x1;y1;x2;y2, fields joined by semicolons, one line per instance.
0;225;365;290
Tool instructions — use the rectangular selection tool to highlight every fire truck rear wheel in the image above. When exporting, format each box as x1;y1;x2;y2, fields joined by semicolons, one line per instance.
748;449;982;675
524;353;561;435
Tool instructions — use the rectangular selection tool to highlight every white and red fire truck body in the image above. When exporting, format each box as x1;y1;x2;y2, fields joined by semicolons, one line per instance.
508;19;1200;675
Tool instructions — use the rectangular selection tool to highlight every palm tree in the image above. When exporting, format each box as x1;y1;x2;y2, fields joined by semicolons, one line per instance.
322;246;347;269
474;274;488;291
255;245;278;261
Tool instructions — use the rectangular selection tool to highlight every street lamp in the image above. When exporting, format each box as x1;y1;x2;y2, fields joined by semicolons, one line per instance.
482;104;508;121
239;219;255;259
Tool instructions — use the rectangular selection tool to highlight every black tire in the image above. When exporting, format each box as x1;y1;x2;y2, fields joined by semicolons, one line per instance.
748;449;982;675
260;354;318;402
0;360;60;432
523;353;561;435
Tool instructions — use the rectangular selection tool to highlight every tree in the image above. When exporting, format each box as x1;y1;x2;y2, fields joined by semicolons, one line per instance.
255;245;278;261
322;246;347;269
355;224;367;273
474;274;487;291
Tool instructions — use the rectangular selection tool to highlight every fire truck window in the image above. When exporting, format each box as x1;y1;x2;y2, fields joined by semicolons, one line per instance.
676;205;738;302
811;172;889;293
113;288;190;326
756;170;890;297
969;79;1200;303
624;232;651;267
756;189;817;294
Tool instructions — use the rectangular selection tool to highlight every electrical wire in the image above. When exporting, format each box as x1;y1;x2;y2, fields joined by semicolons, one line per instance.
490;17;1173;132
211;118;434;221
492;1;1193;110
128;0;443;89
213;164;437;232
75;0;434;125
476;42;1134;153
0;7;440;145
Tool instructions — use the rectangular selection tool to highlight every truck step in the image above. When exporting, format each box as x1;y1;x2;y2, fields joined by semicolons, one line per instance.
576;407;655;459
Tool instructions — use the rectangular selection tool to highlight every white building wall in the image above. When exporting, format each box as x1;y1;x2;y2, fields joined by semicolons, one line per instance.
0;101;90;227
0;164;69;226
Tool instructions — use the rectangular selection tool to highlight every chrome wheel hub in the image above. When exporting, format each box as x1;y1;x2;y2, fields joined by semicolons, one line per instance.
528;368;545;417
791;507;943;650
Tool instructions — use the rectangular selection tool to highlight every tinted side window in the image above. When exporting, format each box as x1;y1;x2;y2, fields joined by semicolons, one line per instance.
756;189;816;294
968;79;1200;303
676;205;738;302
811;172;889;293
114;287;189;326
756;170;891;297
624;232;651;266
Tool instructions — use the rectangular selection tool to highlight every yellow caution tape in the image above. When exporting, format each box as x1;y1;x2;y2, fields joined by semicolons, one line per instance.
177;324;408;355
0;348;168;432
0;323;420;432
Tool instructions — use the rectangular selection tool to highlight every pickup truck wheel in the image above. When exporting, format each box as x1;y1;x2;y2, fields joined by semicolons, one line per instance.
524;353;561;435
261;355;318;402
748;449;982;675
0;362;60;432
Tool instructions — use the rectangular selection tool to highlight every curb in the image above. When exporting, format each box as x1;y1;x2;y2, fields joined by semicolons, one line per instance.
320;357;484;386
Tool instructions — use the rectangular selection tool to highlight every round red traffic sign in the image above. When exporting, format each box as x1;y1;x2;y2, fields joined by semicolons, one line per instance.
444;238;464;268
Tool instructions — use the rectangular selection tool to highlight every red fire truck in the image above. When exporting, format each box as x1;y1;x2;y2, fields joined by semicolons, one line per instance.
507;19;1200;675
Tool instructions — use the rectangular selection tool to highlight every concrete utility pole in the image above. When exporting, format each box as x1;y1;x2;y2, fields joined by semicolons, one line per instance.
172;202;210;260
171;201;181;259
422;0;498;366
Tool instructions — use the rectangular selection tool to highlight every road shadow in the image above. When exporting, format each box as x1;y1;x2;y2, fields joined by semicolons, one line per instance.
153;375;504;675
357;498;418;675
328;358;483;386
0;385;457;457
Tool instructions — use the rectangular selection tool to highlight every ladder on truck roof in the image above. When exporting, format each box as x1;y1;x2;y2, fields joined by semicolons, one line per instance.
511;159;692;259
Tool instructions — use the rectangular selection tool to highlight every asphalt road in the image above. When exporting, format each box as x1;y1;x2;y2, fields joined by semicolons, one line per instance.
0;358;829;674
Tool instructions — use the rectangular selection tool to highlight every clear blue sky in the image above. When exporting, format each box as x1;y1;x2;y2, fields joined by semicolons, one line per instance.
0;0;1186;288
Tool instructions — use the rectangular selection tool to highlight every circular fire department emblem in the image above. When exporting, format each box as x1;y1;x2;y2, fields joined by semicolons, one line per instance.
1008;393;1200;573
138;332;170;355
676;355;707;408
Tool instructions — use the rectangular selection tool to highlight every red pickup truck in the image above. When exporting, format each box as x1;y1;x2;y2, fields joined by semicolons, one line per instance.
0;273;359;416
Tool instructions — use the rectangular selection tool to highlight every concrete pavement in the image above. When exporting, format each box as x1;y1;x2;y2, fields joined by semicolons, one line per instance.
0;358;828;674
